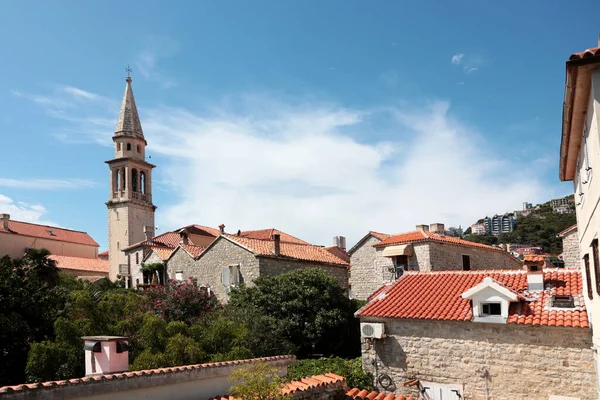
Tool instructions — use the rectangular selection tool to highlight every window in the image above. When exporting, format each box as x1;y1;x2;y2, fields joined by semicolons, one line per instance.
584;254;594;299
481;303;501;316
552;295;575;308
393;255;408;278
135;253;139;264
127;143;131;151
593;239;600;294
221;265;241;288
117;143;121;151
137;145;141;153
175;271;183;281
462;255;471;271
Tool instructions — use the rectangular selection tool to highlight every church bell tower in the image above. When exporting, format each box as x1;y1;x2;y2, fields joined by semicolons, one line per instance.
106;75;156;281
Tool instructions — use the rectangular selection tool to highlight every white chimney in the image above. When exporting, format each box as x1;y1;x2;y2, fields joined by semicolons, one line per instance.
416;224;429;232
1;214;9;230
524;264;544;292
334;236;346;250
430;223;445;234
83;336;129;376
143;226;153;242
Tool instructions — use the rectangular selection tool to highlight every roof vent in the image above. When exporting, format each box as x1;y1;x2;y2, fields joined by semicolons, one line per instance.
219;224;225;234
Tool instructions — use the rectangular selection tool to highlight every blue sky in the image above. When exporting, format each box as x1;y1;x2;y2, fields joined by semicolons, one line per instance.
0;1;597;250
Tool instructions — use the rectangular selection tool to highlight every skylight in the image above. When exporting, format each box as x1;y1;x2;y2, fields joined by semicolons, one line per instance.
46;230;56;236
552;295;575;308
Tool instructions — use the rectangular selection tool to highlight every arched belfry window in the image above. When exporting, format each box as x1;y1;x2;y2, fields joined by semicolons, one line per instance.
137;145;141;153
140;172;146;195
132;169;138;192
127;143;131;151
116;169;121;191
121;167;126;190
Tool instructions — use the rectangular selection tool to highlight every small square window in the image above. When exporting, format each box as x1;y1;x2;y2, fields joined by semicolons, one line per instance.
175;271;183;281
481;303;501;316
552;295;575;308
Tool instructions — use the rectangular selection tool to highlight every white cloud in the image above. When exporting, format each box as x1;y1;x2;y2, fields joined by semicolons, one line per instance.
0;178;95;190
451;53;465;65
138;97;555;247
135;35;181;89
62;86;101;100
0;194;56;226
15;86;558;247
464;67;478;74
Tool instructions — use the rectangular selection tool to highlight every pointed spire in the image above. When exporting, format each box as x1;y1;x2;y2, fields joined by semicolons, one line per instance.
114;76;145;140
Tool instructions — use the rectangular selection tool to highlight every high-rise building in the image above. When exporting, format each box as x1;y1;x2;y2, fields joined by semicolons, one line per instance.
483;214;516;235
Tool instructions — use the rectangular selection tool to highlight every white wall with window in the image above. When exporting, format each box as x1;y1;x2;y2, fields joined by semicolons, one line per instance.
461;277;519;323
221;264;242;291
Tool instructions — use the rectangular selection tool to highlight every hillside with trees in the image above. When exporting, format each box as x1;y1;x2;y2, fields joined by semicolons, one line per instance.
462;200;576;254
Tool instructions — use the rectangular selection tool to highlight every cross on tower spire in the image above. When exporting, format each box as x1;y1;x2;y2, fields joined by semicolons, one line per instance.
126;65;132;77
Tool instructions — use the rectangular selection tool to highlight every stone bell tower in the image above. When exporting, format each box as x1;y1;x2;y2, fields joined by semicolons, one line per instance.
106;75;156;282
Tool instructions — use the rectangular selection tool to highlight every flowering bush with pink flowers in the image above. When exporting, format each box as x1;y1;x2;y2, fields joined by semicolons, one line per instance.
140;279;219;323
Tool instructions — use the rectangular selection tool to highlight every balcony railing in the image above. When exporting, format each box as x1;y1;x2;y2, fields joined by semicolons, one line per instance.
119;264;130;275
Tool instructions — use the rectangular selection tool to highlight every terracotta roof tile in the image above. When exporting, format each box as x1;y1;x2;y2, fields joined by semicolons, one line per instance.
324;245;350;263
370;231;391;241
358;269;588;328
557;224;578;237
0;219;99;247
375;230;508;253
124;224;220;251
223;235;349;267
238;229;310;245
0;356;296;395
569;46;600;61
149;246;174;261
48;255;109;274
345;387;423;400
180;244;205;258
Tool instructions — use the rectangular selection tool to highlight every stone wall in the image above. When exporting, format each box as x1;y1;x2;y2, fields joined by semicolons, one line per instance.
360;318;595;400
192;237;260;301
349;236;383;300
426;242;522;271
561;229;581;268
166;247;196;281
259;258;349;290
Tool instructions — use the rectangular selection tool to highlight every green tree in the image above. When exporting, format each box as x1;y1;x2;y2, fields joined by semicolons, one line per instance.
228;268;360;358
288;357;372;390
228;362;290;400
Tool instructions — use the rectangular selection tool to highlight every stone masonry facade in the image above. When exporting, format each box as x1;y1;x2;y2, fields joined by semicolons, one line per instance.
350;240;521;300
259;257;348;289
360;318;595;400
561;228;581;268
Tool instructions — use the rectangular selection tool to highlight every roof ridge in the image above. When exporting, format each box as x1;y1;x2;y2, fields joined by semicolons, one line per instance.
4;219;90;234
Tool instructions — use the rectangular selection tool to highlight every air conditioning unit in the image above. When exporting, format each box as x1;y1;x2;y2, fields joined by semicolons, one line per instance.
361;322;385;339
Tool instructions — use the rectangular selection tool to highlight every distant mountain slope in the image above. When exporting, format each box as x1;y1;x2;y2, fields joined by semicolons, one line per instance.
463;199;576;254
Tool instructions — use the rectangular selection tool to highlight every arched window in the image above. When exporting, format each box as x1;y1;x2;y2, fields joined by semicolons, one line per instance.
131;169;138;192
140;172;146;194
137;145;141;153
121;167;126;189
116;169;121;191
127;143;131;151
136;253;139;264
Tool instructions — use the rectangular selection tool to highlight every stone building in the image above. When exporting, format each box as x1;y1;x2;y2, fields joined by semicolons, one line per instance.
169;232;349;301
558;224;581;269
357;267;594;400
106;76;157;283
349;224;521;300
559;38;600;395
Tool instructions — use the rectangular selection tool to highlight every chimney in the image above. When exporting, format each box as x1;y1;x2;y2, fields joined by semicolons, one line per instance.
219;224;225;234
334;236;347;250
273;234;281;256
523;263;544;292
83;336;129;376
429;223;445;234
144;226;152;242
1;214;9;230
179;229;189;245
416;224;429;232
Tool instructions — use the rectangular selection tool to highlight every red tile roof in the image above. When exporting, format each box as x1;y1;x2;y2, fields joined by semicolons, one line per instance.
374;230;507;252
557;224;578;237
346;387;423;400
123;224;220;251
523;254;550;262
0;219;99;247
370;231;391;241
98;251;108;260
238;228;310;245
209;373;345;400
358;269;588;328
569;47;600;61
324;245;350;263
49;255;109;274
0;355;295;395
179;244;205;258
223;235;349;267
348;231;391;255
